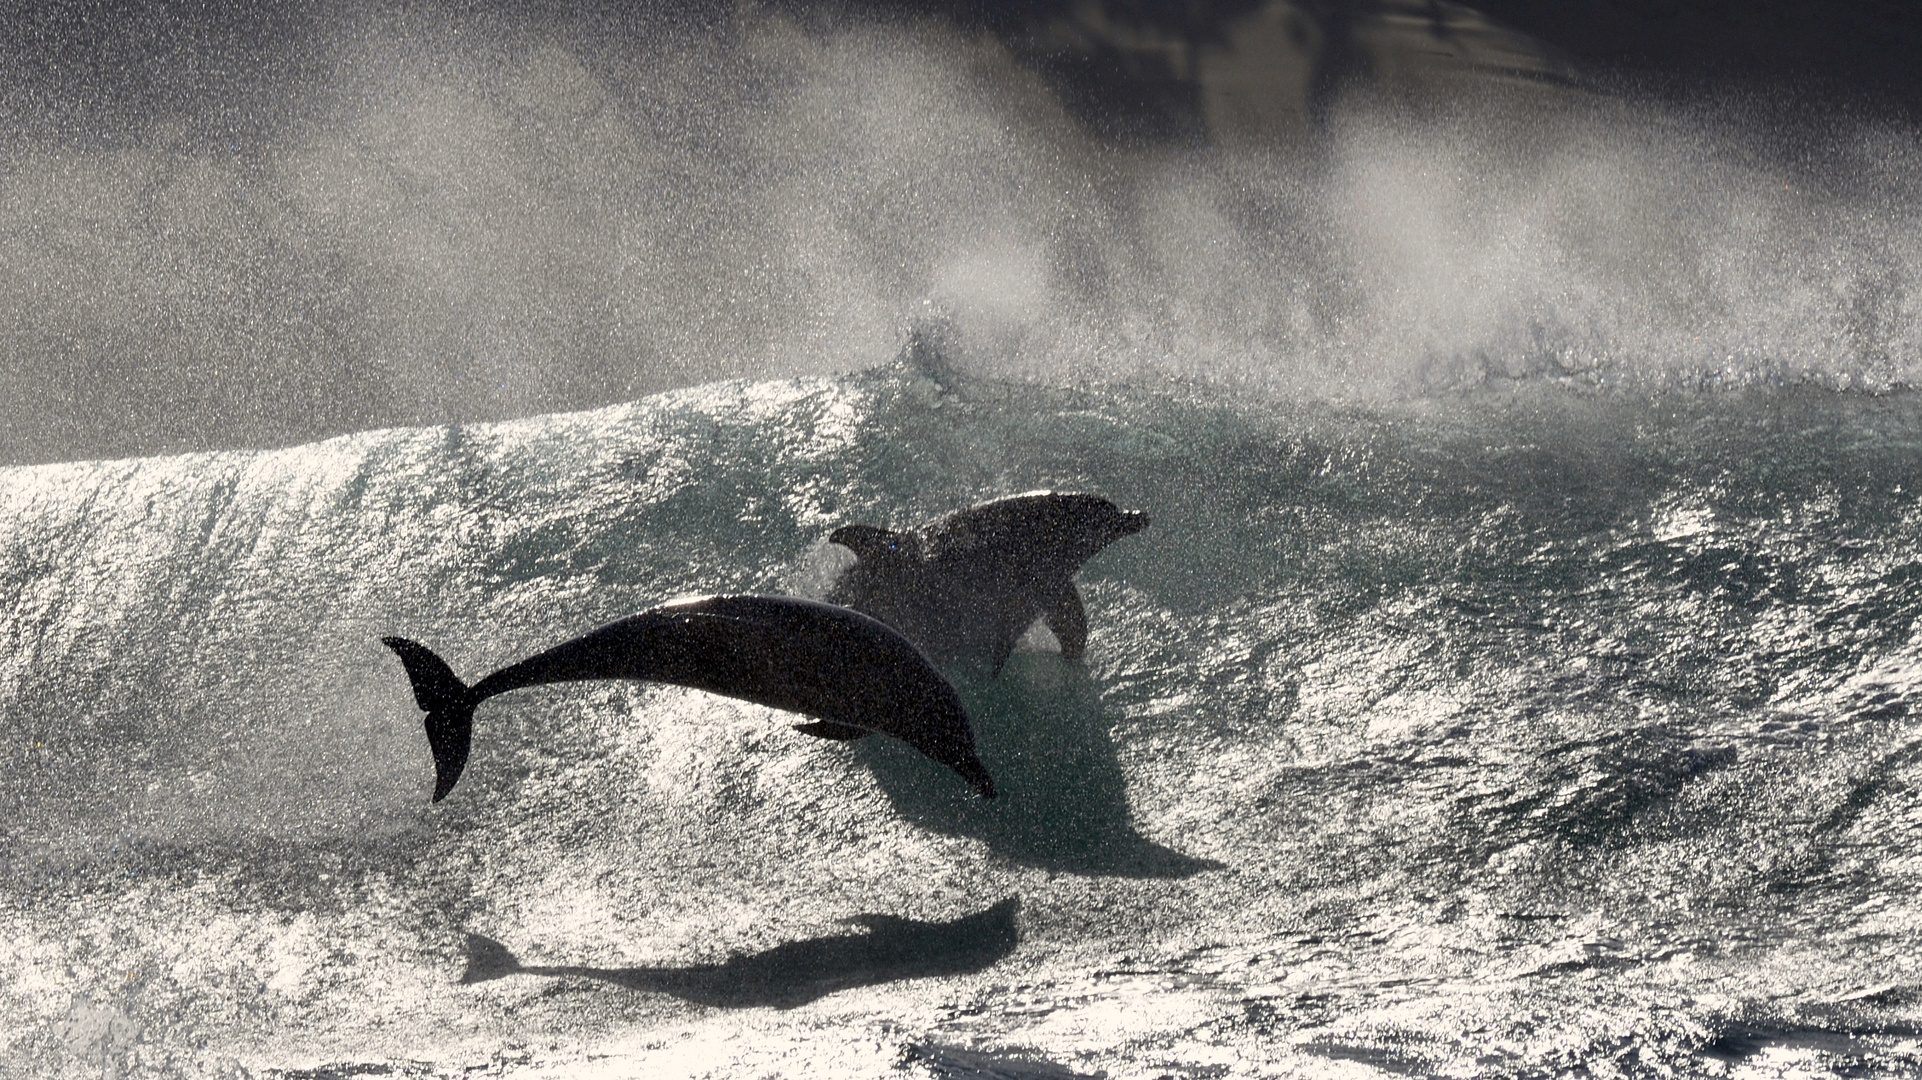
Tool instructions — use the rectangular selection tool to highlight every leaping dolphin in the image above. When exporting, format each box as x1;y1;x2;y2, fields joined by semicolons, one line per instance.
382;595;995;803
826;491;1150;672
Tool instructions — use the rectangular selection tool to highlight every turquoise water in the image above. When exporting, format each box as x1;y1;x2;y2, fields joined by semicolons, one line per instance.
4;349;1922;1077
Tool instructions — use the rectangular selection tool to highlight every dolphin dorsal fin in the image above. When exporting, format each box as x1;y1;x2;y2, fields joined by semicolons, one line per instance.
829;524;915;563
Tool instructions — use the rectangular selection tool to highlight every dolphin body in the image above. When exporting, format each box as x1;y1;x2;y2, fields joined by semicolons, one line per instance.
382;595;995;803
825;492;1150;672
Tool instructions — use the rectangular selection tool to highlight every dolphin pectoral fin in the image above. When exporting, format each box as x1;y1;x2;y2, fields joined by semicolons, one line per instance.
1042;584;1089;660
792;720;873;741
990;626;1019;676
828;524;907;563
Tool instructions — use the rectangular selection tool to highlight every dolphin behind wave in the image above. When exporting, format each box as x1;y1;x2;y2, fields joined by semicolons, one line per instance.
827;491;1150;672
383;595;995;803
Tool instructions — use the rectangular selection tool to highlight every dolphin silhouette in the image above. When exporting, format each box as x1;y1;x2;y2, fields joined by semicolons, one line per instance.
382;595;995;803
459;897;1021;1007
826;491;1150;672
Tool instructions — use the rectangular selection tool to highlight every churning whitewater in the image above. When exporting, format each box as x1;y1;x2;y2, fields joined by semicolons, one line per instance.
3;346;1922;1078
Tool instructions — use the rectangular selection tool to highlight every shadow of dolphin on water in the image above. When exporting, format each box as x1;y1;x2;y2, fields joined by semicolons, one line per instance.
849;654;1224;879
460;897;1020;1009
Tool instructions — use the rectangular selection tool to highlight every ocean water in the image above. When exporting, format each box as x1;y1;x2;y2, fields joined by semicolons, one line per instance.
4;342;1922;1078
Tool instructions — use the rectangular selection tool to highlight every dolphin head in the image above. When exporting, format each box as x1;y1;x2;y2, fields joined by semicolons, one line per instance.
905;691;998;799
947;750;998;800
1047;493;1150;562
1106;505;1152;539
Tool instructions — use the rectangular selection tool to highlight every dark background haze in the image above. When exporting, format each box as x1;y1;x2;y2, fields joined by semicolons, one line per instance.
5;0;1922;466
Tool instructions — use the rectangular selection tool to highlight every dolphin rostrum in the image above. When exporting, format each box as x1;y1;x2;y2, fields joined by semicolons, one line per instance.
382;595;995;803
826;491;1150;672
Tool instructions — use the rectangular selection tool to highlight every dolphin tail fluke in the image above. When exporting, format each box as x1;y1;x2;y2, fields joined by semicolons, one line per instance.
380;636;477;803
460;933;523;984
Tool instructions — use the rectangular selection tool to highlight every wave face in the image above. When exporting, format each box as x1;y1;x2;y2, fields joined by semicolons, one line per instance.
4;359;1922;1078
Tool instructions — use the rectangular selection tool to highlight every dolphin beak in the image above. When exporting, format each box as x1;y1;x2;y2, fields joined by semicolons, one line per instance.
1121;511;1151;534
957;757;998;800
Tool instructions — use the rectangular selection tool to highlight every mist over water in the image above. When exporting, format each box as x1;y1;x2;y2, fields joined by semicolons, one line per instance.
5;2;1922;466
